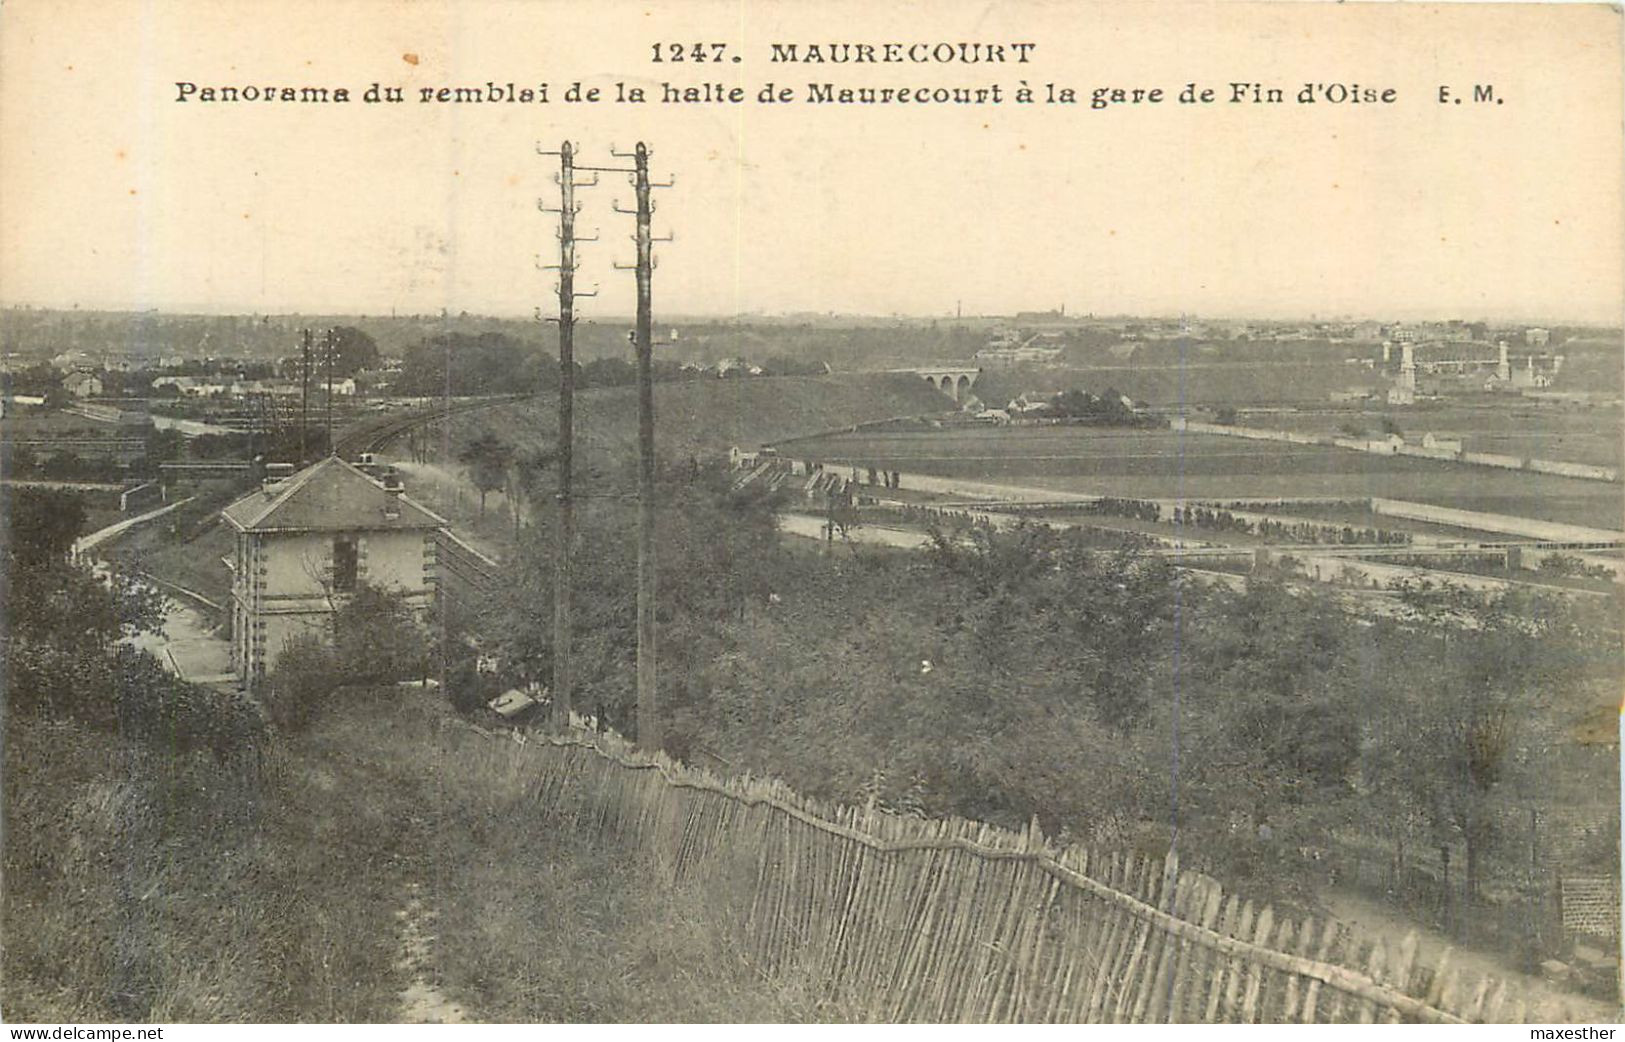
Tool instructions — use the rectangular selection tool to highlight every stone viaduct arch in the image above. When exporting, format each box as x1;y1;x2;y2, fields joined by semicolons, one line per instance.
898;367;981;403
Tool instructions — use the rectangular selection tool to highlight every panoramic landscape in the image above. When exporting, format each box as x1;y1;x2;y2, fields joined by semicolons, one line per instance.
2;307;1621;1022
3;0;1622;1027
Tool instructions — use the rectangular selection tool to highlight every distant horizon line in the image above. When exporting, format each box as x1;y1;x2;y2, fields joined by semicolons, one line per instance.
1;300;1620;331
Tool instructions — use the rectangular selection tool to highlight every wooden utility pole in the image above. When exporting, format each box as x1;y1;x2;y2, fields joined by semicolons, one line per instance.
613;141;671;751
633;145;658;751
300;328;312;463
538;140;599;730
323;327;335;455
440;320;451;689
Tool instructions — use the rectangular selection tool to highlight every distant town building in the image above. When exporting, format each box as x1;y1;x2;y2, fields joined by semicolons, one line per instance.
1510;355;1552;390
1006;392;1051;415
100;352;150;373
975;345;1063;364
1387;341;1416;405
221;456;446;684
975;333;1066;365
61;371;103;397
1525;327;1551;348
50;350;96;372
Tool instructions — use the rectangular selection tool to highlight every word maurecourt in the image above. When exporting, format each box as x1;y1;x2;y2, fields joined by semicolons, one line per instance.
768;42;1036;64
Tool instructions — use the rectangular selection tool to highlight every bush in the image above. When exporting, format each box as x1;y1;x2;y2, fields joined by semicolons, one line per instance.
264;633;339;732
8;641;263;762
110;646;265;762
263;585;431;732
333;584;430;683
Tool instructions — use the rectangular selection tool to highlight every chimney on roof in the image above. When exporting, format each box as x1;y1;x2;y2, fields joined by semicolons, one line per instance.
382;471;403;520
261;461;294;498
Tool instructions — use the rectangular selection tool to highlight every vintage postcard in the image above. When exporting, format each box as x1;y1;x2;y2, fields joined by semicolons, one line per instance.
1;0;1621;1029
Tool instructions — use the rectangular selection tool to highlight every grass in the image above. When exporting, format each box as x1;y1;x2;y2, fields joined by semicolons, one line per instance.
3;716;401;1022
2;688;850;1023
792;427;1625;531
969;361;1389;408
107;521;234;608
1264;403;1624;469
415;372;954;465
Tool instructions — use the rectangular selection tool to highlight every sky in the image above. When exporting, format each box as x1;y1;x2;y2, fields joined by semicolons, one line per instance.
1;0;1621;324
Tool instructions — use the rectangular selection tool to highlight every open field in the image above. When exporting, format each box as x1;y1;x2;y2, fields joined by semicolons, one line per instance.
1258;403;1624;469
416;373;953;465
108;521;234;609
0;412;118;438
791;427;1625;531
968;362;1389;408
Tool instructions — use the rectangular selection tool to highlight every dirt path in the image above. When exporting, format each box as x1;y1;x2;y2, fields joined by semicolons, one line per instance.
394;880;467;1023
1323;890;1618;1023
71;496;193;557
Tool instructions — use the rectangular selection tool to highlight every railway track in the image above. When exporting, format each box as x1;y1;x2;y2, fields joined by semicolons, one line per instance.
333;395;527;602
333;394;530;459
435;528;505;601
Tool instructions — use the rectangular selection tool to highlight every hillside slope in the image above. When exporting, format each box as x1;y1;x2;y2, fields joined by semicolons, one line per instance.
419;372;953;463
2;690;839;1022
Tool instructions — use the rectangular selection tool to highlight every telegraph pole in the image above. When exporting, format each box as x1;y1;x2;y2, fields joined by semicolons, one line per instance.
300;328;312;463
612;141;672;752
537;140;599;730
323;327;335;455
440;316;451;699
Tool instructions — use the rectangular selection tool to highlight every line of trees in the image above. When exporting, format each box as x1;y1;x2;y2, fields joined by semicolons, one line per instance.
4;489;264;761
455;470;1616;938
391;331;712;398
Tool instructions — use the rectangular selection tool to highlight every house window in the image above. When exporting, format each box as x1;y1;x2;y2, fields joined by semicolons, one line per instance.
333;537;358;592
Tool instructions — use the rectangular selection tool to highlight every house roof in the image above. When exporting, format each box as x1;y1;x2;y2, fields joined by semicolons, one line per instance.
222;455;446;533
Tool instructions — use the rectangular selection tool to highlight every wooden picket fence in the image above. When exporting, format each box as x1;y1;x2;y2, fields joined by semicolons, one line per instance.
472;720;1593;1023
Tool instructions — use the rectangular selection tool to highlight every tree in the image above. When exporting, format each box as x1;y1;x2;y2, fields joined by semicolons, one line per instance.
7;487;86;564
0;489;255;757
331;582;430;683
397;332;550;396
504;448;557;538
459;432;513;519
1367;586;1605;911
826;484;860;542
266;584;428;730
326;326;381;378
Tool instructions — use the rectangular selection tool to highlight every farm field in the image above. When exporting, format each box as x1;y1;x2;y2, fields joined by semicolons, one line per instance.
0;411;124;439
967;361;1389;409
791;426;1625;531
416;373;953;465
1256;404;1624;469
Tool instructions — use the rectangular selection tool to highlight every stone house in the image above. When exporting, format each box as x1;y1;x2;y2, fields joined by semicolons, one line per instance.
221;455;444;684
